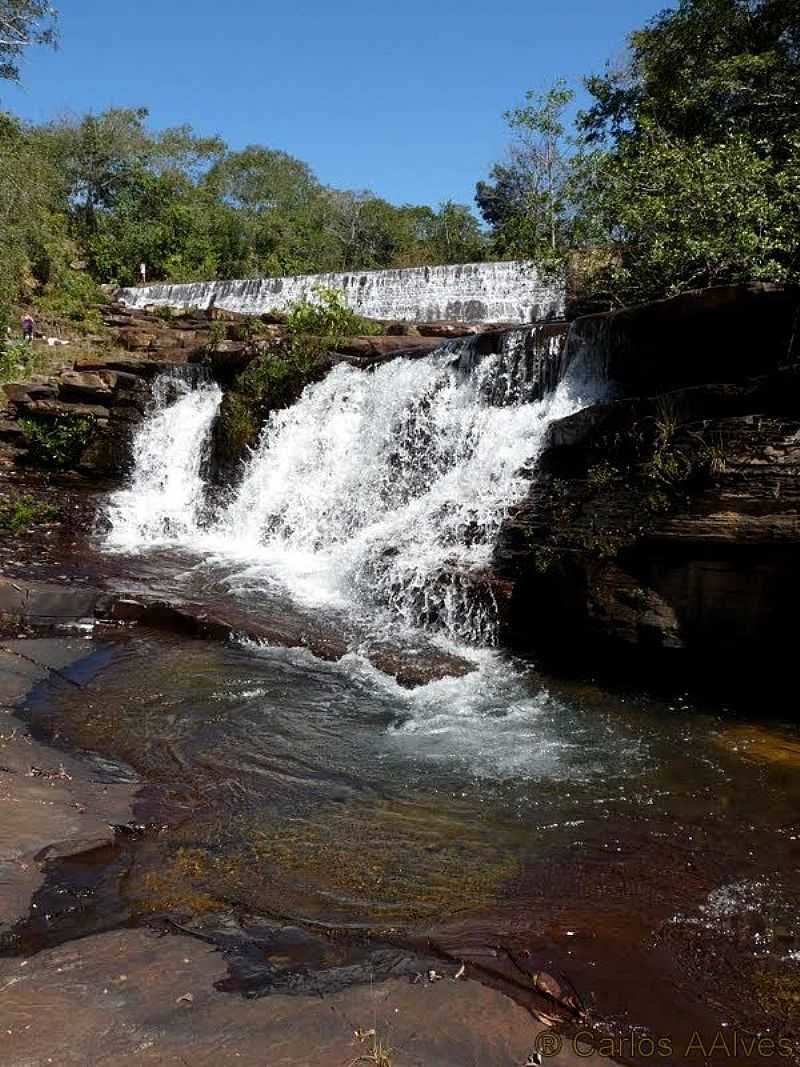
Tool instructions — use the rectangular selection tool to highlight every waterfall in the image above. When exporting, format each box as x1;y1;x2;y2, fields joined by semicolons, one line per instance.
119;261;564;324
105;373;222;550
106;334;600;644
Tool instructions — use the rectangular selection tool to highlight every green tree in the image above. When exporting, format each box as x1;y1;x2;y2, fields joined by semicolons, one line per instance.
0;0;57;83
203;145;319;213
572;0;800;302
476;80;576;263
37;107;224;235
0;110;72;309
581;0;799;152
581;129;800;304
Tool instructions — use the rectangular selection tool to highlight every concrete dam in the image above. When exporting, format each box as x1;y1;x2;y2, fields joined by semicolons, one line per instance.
119;261;564;324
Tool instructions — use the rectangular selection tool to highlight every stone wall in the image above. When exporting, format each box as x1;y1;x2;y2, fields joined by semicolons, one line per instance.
119;261;564;324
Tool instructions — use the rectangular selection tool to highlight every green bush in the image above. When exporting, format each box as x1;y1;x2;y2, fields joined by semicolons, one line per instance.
286;286;379;343
37;269;104;332
19;415;94;469
0;339;52;385
213;392;258;463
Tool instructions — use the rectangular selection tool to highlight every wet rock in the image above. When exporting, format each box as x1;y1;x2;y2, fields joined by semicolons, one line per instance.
333;335;443;364
367;643;477;688
0;638;137;932
0;577;100;626
0;927;569;1066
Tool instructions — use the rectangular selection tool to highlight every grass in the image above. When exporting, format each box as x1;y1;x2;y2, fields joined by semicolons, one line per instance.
349;1029;394;1067
0;493;57;534
0;341;53;386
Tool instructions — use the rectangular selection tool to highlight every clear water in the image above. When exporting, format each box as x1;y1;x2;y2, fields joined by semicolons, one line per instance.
24;634;800;1049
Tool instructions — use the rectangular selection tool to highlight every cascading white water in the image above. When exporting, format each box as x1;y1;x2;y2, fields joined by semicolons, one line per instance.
105;373;222;550
107;337;600;644
119;260;564;324
214;349;591;642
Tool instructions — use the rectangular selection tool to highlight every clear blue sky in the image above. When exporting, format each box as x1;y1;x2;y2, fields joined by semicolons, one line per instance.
5;0;666;208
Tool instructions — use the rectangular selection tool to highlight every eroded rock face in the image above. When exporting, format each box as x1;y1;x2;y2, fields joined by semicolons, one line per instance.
495;369;800;690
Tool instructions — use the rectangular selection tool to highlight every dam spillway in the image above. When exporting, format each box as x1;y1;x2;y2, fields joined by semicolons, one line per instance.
119;260;564;324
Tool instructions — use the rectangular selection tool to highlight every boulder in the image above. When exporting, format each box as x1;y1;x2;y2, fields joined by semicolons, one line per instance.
57;370;114;402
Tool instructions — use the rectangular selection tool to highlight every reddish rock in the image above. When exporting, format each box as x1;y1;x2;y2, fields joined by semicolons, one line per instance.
116;327;158;351
19;399;110;420
0;928;573;1067
334;335;442;364
4;381;57;404
57;370;114;402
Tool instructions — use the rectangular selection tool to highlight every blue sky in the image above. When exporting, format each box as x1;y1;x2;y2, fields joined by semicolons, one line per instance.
5;0;665;208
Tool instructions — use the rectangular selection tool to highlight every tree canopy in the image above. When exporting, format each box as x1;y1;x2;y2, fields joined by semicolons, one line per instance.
0;0;57;83
0;104;489;322
477;0;800;305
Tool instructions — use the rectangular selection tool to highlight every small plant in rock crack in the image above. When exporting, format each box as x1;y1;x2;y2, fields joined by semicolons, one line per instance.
208;320;227;345
348;1028;394;1067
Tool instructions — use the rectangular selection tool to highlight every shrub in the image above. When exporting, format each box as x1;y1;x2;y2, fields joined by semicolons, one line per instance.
286;285;379;343
19;415;93;469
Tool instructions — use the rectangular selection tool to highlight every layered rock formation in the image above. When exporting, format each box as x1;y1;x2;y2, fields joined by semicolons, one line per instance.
495;283;800;690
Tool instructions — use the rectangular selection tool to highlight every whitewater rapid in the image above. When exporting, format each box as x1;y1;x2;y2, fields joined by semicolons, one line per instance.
105;373;222;547
106;341;597;644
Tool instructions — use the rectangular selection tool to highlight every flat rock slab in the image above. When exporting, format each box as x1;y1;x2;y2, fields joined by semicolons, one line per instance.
0;926;599;1066
0;639;137;931
0;577;100;627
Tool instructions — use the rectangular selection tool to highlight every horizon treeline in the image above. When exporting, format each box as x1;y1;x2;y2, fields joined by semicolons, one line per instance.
0;104;488;317
0;0;798;323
